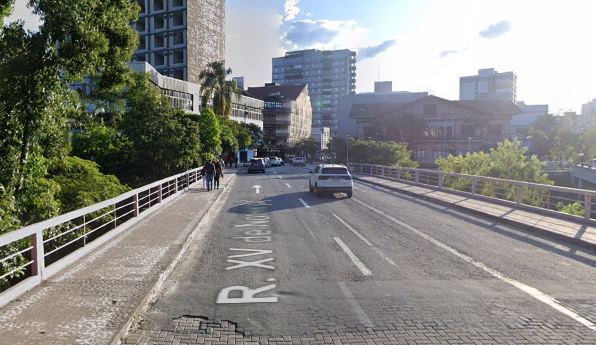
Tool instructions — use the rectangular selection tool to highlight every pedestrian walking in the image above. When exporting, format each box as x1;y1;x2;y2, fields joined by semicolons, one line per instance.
214;160;223;189
203;160;216;191
200;166;206;189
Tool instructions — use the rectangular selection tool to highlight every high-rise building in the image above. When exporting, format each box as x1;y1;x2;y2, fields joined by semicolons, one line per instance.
132;0;225;83
460;68;517;102
582;99;596;116
272;49;356;132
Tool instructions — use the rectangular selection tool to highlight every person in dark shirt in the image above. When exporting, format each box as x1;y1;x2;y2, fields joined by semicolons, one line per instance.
214;160;223;189
203;160;216;191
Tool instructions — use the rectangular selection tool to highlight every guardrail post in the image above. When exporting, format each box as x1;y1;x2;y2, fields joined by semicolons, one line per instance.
133;193;139;217
370;165;373;176
415;170;419;183
585;194;592;220
515;184;523;204
30;230;45;278
438;173;444;190
158;184;163;203
471;177;477;195
175;176;179;192
396;168;401;180
382;166;386;177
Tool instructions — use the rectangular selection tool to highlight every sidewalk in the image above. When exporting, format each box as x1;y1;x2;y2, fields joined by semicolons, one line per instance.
0;173;236;345
353;174;596;248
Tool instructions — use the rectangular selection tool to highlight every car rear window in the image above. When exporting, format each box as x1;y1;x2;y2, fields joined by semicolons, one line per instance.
321;167;348;174
250;159;262;163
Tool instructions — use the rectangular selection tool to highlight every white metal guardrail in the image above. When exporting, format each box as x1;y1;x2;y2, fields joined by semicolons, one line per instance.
0;167;202;307
349;163;596;223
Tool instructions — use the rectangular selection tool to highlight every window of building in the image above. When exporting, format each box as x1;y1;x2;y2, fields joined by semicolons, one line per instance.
154;15;166;30
154;52;166;66
138;36;146;50
172;30;184;45
153;0;165;11
171;0;184;7
134;53;146;62
136;18;146;32
461;125;475;136
433;150;449;159
154;33;165;48
415;150;426;159
173;68;184;80
423;103;437;115
488;124;502;135
172;49;184;64
172;11;184;26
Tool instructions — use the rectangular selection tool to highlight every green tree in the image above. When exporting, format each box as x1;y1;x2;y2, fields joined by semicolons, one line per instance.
246;123;263;148
220;120;239;156
332;138;418;167
198;108;222;159
71;124;132;177
295;137;319;159
119;73;202;186
198;60;241;117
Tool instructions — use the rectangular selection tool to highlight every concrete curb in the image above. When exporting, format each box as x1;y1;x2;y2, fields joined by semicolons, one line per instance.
354;176;596;251
111;173;238;345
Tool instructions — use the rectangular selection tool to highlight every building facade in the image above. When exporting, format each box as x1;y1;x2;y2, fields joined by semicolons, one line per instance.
460;68;517;102
247;83;312;147
337;81;428;138
311;127;331;151
132;0;225;83
272;49;356;132
350;95;518;167
582;99;596;116
510;102;548;138
229;91;264;129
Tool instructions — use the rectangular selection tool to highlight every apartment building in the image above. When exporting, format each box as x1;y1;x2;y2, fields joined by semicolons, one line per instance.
247;83;312;147
272;49;356;133
132;0;225;83
460;68;517;102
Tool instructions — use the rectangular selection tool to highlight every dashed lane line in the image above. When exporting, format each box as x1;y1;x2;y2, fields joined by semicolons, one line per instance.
285;183;292;189
351;197;596;332
337;282;374;328
331;213;396;267
298;198;310;208
333;237;372;276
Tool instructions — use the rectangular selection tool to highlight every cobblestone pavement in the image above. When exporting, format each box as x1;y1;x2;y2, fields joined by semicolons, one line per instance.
0;174;236;345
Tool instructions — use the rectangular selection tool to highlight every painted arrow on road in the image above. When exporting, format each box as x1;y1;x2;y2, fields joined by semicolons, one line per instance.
252;185;262;194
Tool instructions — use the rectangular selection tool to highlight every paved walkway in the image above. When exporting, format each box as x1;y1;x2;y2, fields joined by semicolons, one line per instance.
0;173;236;345
353;174;596;248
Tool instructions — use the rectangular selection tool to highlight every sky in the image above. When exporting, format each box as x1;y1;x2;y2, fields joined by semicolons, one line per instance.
226;0;596;114
6;0;596;113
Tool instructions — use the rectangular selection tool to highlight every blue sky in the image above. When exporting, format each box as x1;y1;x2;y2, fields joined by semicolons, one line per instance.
7;0;596;113
226;0;596;113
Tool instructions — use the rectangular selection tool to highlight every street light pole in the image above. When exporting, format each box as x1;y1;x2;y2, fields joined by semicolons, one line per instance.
346;135;351;166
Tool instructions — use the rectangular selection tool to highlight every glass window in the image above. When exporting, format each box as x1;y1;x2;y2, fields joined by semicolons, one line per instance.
172;31;184;45
154;15;165;30
488;124;502;135
153;0;165;11
461;125;475;135
172;0;184;7
136;19;146;32
154;33;165;48
154;52;165;66
172;50;184;64
172;11;184;26
321;167;348;174
137;0;146;14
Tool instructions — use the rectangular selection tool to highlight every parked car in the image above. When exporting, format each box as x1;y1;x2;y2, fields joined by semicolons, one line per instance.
591;158;596;168
308;164;353;198
247;158;266;173
293;156;306;166
288;155;295;165
269;157;282;167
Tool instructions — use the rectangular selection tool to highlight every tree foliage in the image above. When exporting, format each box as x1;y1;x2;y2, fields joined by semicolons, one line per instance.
198;60;241;118
332;138;418;167
198;108;222;159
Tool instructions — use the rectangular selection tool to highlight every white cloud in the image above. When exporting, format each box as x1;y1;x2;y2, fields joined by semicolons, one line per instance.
283;0;300;22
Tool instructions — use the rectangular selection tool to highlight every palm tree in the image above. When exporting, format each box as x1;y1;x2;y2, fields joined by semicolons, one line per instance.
198;61;241;118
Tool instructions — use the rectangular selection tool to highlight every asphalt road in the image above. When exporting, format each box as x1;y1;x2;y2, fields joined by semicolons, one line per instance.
131;165;596;344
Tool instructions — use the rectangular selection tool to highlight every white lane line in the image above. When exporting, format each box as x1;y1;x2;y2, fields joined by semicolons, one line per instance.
351;198;596;332
331;213;396;267
273;170;278;174
337;282;374;328
298;198;310;208
333;237;372;276
277;175;282;179
285;182;292;189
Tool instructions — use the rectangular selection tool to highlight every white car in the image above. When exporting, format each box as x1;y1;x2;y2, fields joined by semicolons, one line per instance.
308;164;353;198
269;157;282;167
293;156;306;166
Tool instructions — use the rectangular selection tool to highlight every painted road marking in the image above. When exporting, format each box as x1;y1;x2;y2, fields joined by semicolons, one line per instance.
252;185;262;194
333;237;372;276
337;282;373;328
332;213;396;267
298;198;310;208
351;198;596;332
216;284;278;304
277;175;282;179
285;182;292;188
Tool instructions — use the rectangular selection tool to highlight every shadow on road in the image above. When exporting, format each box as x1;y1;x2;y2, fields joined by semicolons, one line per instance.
227;191;345;214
